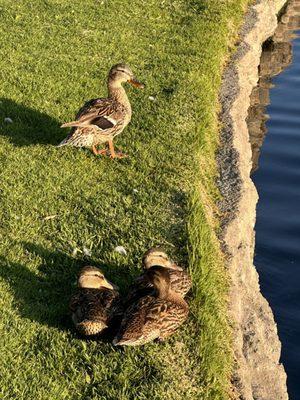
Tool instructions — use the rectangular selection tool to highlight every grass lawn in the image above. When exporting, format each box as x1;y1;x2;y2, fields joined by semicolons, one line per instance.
0;1;248;399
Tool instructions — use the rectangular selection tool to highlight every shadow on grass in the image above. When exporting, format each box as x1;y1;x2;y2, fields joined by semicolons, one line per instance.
0;98;62;146
0;242;124;332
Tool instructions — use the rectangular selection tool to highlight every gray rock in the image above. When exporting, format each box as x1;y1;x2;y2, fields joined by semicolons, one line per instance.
218;0;290;399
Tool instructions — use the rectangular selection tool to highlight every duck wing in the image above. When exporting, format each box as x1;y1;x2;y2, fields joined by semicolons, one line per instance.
169;270;192;297
115;296;188;345
122;275;154;309
61;98;125;132
70;288;119;324
114;295;157;345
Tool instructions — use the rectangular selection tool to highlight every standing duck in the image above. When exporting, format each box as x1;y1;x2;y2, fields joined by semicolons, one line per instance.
58;63;144;158
113;266;189;346
70;266;119;336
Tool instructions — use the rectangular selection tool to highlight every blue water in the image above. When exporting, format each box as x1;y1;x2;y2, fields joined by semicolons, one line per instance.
252;30;300;400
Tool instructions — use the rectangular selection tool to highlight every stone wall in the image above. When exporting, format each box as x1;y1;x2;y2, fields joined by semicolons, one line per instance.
218;1;291;399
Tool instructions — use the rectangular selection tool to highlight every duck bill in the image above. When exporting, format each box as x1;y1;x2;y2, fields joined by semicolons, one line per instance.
102;279;118;291
168;263;183;271
129;78;145;89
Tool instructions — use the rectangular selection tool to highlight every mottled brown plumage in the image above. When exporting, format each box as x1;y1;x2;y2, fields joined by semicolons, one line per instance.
124;248;191;308
142;248;192;296
113;266;189;346
58;63;144;158
70;266;120;336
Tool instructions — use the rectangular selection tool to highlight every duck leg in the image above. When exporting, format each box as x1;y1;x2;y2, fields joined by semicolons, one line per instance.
108;140;127;159
92;145;108;156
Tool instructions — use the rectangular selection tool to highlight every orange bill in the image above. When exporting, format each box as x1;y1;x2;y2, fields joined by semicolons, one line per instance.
129;78;145;89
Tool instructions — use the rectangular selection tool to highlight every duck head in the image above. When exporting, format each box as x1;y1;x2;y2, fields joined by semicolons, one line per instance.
142;247;183;271
77;266;116;290
108;63;145;89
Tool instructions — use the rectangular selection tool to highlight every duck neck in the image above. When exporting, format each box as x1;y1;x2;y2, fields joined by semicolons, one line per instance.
156;281;169;300
107;80;132;116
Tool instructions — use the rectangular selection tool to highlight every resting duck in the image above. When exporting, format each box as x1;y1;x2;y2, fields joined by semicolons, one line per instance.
58;63;144;158
142;248;192;297
69;266;119;336
113;266;189;346
124;248;191;309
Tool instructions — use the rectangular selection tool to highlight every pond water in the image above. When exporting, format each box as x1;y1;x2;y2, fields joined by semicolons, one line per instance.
247;2;300;398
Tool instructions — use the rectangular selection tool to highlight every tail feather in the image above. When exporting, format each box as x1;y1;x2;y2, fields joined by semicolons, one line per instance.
61;120;83;128
113;337;137;346
57;129;94;148
57;135;74;147
113;329;160;346
76;320;108;336
57;139;68;147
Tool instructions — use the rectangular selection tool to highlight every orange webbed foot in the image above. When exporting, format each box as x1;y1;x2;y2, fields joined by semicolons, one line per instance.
92;146;108;157
110;151;128;159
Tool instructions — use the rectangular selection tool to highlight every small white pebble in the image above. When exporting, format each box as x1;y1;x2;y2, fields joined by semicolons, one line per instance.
4;117;13;123
72;248;79;257
82;29;92;35
83;246;92;257
42;214;57;221
133;189;138;194
148;96;155;101
85;373;91;384
114;246;127;256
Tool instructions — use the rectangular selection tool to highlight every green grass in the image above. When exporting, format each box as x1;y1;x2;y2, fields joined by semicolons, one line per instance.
0;1;248;399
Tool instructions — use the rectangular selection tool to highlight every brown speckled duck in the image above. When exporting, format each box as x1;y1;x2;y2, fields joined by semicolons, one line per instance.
124;248;191;309
113;266;189;346
142;248;192;296
69;266;120;336
58;63;144;158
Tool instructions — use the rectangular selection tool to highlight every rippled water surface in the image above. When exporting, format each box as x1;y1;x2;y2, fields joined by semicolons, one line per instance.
249;3;300;399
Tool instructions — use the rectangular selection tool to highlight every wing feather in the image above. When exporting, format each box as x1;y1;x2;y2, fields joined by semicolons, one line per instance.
73;98;125;129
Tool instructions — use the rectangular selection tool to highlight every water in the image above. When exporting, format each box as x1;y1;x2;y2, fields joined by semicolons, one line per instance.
247;2;300;398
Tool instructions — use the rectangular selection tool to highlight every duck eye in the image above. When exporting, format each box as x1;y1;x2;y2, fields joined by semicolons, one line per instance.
117;68;130;75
